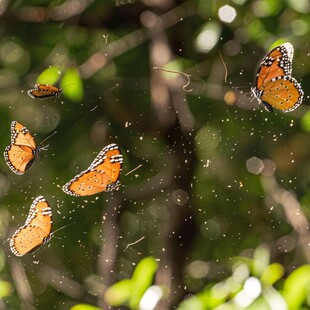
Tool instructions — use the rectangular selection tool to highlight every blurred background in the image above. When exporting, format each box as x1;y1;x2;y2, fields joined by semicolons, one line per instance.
0;0;309;309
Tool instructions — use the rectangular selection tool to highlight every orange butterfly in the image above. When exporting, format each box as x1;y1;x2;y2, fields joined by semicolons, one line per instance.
10;196;52;256
27;84;62;99
62;143;123;197
251;42;303;112
4;121;47;175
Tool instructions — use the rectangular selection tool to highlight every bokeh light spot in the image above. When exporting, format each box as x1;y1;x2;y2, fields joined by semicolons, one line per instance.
195;22;221;53
218;5;237;23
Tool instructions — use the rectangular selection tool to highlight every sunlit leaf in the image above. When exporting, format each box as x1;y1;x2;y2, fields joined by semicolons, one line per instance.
177;285;225;309
261;263;284;286
129;256;158;309
261;0;282;16
245;295;273;309
253;245;270;276
282;265;310;309
70;304;101;310
0;248;6;273
104;279;131;306
261;286;287;310
177;295;205;310
301;111;310;132
60;67;83;101
36;66;61;85
0;281;11;298
139;285;165;309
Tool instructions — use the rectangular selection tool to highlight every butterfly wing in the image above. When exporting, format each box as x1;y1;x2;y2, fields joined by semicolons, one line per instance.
10;196;52;256
252;43;303;112
10;121;37;148
62;143;123;197
4;121;39;175
27;84;62;99
255;43;293;89
4;145;37;175
260;76;303;112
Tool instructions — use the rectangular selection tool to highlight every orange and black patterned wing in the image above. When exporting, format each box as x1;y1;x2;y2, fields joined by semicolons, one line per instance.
260;76;303;112
255;42;293;90
252;42;303;112
27;84;62;99
4;121;39;175
10;196;52;256
62;143;123;197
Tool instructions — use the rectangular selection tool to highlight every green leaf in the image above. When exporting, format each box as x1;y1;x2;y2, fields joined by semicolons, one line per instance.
129;256;158;309
301;111;310;132
261;263;284;286
36;66;61;85
70;303;101;310
282;265;310;309
60;67;83;101
253;245;270;276
0;280;11;298
104;279;132;306
177;284;227;310
177;295;205;310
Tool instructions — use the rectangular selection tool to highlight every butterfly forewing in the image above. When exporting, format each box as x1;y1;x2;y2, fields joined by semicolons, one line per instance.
256;57;289;90
4;121;40;175
10;121;37;148
62;143;123;197
256;43;293;84
10;196;52;256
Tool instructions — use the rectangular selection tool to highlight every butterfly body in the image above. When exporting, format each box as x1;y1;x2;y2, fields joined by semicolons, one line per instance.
62;143;123;197
10;196;52;256
27;84;62;99
4;121;42;175
251;42;303;112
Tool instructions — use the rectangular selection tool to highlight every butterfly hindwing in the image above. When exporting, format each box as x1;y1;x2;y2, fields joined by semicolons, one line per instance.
62;143;123;197
260;76;303;112
10;196;52;257
4;145;36;175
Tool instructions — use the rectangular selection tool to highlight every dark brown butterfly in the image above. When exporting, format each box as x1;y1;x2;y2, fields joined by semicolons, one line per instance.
27;84;62;99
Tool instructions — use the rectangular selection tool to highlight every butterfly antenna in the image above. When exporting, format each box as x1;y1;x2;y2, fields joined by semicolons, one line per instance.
40;130;58;148
29;222;75;256
125;164;142;176
232;85;251;90
51;222;75;237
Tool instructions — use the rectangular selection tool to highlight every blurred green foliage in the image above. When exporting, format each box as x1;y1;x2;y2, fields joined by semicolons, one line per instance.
76;250;310;309
0;0;309;309
70;304;101;310
104;256;158;307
